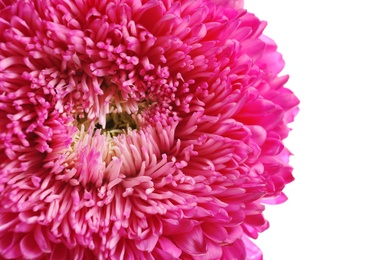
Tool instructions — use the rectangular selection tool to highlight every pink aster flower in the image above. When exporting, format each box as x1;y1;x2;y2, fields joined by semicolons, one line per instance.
0;0;299;259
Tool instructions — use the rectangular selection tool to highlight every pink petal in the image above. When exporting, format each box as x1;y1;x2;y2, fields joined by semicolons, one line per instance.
193;239;223;260
243;235;263;260
20;232;43;259
163;219;196;235
174;226;207;255
34;225;52;253
50;244;70;260
210;0;244;9
0;213;18;232
135;234;159;252
157;236;182;258
262;193;288;205
0;233;22;259
202;223;228;243
222;238;246;259
225;225;244;244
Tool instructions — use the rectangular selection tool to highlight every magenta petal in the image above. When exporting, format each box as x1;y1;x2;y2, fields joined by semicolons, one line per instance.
157;236;182;258
153;248;180;260
34;225;51;253
0;213;18;232
258;35;285;75
202;223;228;243
225;226;244;244
20;232;43;259
135;234;159;252
222;238;246;259
1;233;22;259
173;226;206;255
164;219;196;235
210;0;244;9
0;232;13;255
243;235;263;260
193;239;223;260
261;192;288;205
50;244;69;260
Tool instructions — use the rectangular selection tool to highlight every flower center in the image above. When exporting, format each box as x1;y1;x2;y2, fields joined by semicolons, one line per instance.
76;110;140;137
95;112;137;135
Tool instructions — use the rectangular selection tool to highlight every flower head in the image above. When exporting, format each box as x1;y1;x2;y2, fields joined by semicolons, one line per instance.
0;0;299;259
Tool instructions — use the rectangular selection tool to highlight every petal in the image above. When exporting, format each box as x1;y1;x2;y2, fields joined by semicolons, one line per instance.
163;219;196;235
261;192;288;205
157;236;182;258
210;0;244;9
135;234;159;252
222;238;246;259
34;225;51;253
225;225;244;244
193;239;222;260
243;235;263;260
1;233;22;259
20;232;43;259
202;223;228;243
0;212;18;232
173;225;206;255
50;244;70;260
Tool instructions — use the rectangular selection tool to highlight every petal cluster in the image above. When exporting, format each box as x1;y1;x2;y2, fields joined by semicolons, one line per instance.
0;0;299;259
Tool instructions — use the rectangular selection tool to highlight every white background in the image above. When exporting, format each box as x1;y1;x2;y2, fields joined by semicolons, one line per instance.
245;1;390;259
